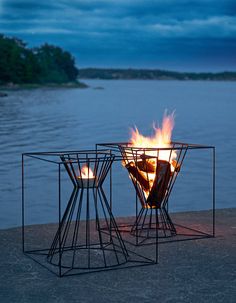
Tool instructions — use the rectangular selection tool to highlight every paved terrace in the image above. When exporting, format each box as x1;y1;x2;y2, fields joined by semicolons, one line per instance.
0;208;235;303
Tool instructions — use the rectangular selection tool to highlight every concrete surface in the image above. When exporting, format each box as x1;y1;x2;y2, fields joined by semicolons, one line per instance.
0;208;235;303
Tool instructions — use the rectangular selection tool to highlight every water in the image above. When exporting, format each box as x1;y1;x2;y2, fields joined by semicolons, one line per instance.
0;80;235;229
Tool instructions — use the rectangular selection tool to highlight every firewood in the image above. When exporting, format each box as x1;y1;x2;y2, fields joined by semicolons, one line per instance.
136;159;155;173
125;162;150;191
147;160;171;207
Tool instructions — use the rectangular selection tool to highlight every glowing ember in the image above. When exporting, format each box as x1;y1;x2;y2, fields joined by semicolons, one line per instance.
80;164;95;179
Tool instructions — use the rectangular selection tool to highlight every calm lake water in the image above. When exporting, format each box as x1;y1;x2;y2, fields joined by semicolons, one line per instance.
0;80;236;229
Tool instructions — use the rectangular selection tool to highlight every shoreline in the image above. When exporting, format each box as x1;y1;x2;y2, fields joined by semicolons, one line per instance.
0;81;89;92
0;78;235;96
1;77;235;92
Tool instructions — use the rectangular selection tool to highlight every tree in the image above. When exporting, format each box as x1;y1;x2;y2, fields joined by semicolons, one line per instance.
0;35;78;84
35;44;78;83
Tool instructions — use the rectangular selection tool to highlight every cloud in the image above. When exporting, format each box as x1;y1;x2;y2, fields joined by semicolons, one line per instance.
1;0;236;38
2;27;74;35
0;0;236;70
150;16;236;38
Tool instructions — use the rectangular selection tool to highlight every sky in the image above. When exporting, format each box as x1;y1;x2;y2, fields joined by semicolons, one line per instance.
0;0;236;71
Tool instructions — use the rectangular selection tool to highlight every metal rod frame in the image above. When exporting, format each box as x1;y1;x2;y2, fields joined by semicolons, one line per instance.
96;142;216;246
22;149;157;277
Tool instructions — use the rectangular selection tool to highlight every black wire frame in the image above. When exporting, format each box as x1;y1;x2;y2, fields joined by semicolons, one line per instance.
22;149;157;277
96;142;216;246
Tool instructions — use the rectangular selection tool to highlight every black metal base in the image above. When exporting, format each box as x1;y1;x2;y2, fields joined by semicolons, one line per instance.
100;206;214;247
23;237;157;277
22;144;215;276
96;142;216;247
131;207;176;239
22;150;158;277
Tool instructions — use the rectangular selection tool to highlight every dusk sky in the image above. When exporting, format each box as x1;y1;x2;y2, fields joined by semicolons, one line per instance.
0;0;236;71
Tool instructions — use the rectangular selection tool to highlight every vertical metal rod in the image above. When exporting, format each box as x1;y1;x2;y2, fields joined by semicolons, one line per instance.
155;207;158;264
140;207;149;236
131;208;144;233
110;152;113;240
22;154;25;253
92;188;107;267
212;147;216;237
71;189;83;268
135;150;138;245
98;188;120;263
100;187;128;258
147;207;153;238
48;188;77;259
58;163;62;277
160;209;167;237
86;157;91;268
60;189;77;251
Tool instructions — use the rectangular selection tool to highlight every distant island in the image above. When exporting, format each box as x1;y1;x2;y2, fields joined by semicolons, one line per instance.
1;34;236;93
78;68;236;81
0;34;87;89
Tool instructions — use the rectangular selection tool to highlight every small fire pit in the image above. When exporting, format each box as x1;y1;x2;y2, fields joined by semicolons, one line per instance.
76;163;97;188
46;150;129;275
22;149;159;277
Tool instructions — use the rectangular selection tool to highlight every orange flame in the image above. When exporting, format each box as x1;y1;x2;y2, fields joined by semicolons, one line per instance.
130;112;175;148
80;164;95;179
129;111;176;166
124;111;177;200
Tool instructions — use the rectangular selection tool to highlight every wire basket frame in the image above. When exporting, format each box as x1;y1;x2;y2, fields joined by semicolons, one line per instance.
46;151;129;274
118;143;188;238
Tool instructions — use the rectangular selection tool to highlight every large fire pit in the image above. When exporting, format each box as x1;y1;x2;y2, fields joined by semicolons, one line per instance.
96;112;216;244
118;143;188;239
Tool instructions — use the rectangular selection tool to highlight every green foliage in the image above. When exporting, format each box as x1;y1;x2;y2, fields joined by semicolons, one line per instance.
35;44;78;83
0;35;78;84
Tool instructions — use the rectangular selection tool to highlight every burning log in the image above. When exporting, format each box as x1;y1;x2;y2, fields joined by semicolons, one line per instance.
125;162;150;191
136;155;155;173
125;158;172;208
147;160;171;207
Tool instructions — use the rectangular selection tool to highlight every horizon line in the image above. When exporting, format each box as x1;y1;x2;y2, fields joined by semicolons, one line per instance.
78;67;236;73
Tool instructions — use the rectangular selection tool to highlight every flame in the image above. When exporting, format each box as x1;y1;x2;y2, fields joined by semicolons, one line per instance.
80;164;95;179
129;111;176;165
125;111;177;200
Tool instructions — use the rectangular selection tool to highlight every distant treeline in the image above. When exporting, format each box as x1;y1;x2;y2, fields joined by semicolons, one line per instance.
0;34;78;85
78;68;236;81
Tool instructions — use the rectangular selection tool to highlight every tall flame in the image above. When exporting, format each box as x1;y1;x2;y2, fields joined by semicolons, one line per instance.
124;111;177;200
130;111;175;148
80;164;95;179
129;111;176;165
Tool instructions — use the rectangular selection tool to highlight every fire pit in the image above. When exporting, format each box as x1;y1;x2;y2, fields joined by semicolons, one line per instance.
46;151;129;275
22;149;157;276
97;112;216;244
22;112;215;274
118;143;187;239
